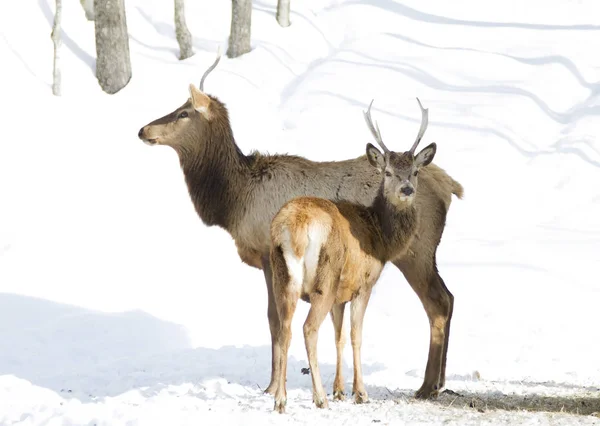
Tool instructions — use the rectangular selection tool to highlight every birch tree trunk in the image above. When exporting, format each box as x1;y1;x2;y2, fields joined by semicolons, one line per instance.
94;0;132;94
174;0;194;60
51;0;62;96
80;0;94;21
276;0;290;27
227;0;252;58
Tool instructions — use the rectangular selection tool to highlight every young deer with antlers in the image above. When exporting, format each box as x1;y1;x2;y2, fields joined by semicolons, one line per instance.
138;53;463;402
269;100;436;413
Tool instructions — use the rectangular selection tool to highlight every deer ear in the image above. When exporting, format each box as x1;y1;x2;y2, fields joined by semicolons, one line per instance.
366;143;385;171
188;84;211;117
414;142;437;168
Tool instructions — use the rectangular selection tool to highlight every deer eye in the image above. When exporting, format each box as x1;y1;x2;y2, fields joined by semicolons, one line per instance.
385;171;392;177
178;111;189;119
413;170;419;177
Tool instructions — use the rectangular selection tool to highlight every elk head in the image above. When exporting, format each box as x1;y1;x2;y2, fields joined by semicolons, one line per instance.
138;50;222;153
364;99;436;206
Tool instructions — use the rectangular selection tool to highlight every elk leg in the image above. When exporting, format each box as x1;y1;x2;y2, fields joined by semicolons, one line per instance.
438;274;454;390
262;255;281;395
304;290;335;409
330;303;346;401
394;257;453;399
271;247;299;413
350;288;372;404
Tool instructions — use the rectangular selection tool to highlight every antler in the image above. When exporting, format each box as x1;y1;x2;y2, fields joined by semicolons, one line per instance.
199;46;222;91
363;99;390;153
409;97;429;154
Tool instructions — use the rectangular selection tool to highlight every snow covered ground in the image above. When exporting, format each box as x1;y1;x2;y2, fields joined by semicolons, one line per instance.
1;0;600;424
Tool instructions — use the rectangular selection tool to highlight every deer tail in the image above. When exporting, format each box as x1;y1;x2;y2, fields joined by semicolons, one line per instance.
451;178;464;199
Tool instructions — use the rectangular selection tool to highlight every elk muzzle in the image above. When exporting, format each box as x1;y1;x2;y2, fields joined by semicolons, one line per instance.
138;126;158;145
398;182;415;203
401;186;414;196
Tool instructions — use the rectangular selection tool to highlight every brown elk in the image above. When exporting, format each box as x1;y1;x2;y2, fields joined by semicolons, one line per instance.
269;99;438;412
137;53;464;401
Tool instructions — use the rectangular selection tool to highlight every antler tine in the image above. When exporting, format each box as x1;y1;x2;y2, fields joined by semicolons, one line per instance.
363;99;390;153
199;46;222;91
409;97;429;154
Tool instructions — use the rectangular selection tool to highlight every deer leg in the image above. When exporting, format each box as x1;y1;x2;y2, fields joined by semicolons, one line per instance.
262;255;281;396
330;303;346;401
350;288;372;404
304;290;336;409
273;288;298;413
271;247;299;413
394;257;453;399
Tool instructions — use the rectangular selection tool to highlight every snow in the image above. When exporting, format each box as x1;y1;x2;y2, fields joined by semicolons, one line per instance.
1;0;600;424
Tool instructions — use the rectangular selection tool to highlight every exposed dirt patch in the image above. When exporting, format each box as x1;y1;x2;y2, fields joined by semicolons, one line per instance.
392;388;600;417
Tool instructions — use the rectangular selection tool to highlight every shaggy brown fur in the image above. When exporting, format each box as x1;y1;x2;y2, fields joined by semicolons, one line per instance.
268;140;436;413
137;55;464;401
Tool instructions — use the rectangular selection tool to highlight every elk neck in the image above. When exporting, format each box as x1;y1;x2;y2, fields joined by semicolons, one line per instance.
178;109;251;231
369;184;418;259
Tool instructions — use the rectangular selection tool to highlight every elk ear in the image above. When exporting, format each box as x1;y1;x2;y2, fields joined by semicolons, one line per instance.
366;143;385;171
414;142;437;169
188;84;211;117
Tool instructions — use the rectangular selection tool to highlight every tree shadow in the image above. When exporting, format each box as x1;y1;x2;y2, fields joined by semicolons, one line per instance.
279;41;600;132
0;33;49;86
0;293;386;402
129;34;178;56
327;0;600;31
382;32;600;91
37;0;96;75
306;89;600;169
330;52;600;126
258;43;298;77
133;6;221;60
135;6;174;39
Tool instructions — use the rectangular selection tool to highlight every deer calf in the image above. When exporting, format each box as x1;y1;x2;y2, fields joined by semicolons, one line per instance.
269;100;436;413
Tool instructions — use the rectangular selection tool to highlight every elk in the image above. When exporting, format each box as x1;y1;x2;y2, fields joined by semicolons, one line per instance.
269;100;437;412
137;52;464;401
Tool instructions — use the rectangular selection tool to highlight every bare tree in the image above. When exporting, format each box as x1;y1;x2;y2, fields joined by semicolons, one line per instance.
94;0;132;94
227;0;252;58
276;0;290;27
174;0;194;60
80;0;94;21
51;0;62;96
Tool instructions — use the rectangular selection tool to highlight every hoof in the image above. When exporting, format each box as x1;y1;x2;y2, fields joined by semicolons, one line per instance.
314;395;329;409
333;390;345;401
354;390;369;404
415;385;439;400
274;398;286;414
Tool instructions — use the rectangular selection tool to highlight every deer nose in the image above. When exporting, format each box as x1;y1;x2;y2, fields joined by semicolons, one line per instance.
138;127;145;139
401;186;414;196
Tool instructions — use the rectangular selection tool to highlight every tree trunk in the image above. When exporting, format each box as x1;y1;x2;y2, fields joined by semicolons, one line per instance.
276;0;290;27
80;0;94;21
174;0;194;60
51;0;62;96
94;0;132;94
227;0;252;58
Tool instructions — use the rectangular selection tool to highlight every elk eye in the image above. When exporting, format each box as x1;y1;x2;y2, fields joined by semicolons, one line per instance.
178;111;189;119
385;171;392;177
413;170;419;177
